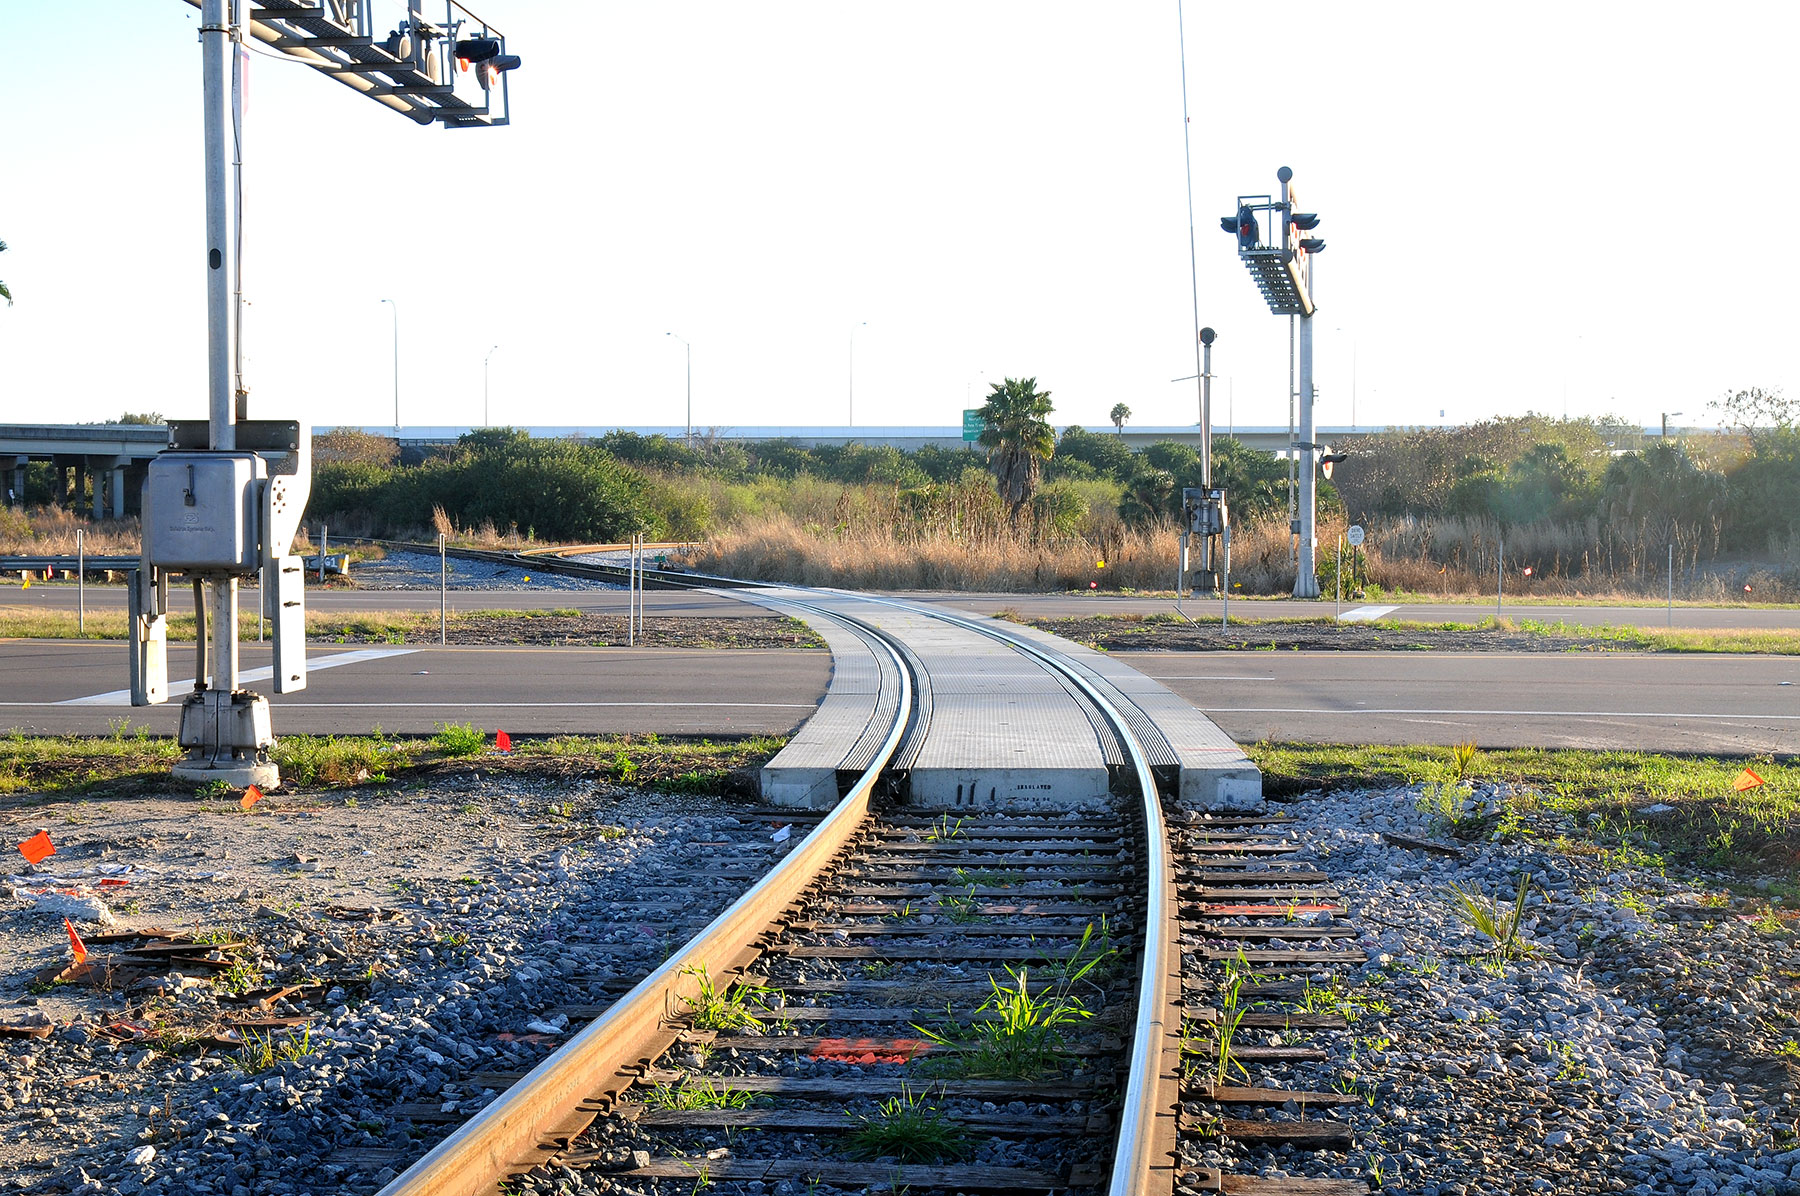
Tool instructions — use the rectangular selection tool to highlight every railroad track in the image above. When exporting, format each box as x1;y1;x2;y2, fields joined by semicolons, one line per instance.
1172;811;1369;1195
363;585;1184;1196
4;538;1373;1190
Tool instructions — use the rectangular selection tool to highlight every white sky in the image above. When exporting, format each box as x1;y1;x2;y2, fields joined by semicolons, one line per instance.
3;2;1797;435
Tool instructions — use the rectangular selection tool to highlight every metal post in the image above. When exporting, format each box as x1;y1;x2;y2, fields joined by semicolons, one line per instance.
1221;525;1232;630
1497;536;1504;617
439;533;448;645
1176;0;1206;477
1287;316;1297;563
194;580;209;691
484;345;499;428
381;298;400;431
1667;542;1674;627
849;322;866;427
203;0;239;699
1199;335;1213;486
1293;314;1319;598
1335;534;1342;619
319;524;327;583
77;528;84;635
667;333;692;452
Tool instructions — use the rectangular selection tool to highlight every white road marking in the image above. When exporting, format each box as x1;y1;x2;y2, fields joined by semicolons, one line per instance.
271;702;816;709
53;648;418;706
1337;605;1398;623
1198;706;1800;721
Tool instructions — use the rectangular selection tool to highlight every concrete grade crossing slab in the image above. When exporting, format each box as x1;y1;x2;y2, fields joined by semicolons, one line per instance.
753;588;1260;811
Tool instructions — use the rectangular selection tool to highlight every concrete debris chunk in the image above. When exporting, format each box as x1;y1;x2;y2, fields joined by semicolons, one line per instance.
30;892;117;925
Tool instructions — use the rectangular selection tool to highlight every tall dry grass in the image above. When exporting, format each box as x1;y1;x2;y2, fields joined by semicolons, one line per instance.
0;506;142;555
695;514;1182;591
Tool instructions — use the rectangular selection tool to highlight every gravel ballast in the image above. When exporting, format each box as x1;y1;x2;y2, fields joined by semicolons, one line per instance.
0;776;805;1196
1182;783;1800;1196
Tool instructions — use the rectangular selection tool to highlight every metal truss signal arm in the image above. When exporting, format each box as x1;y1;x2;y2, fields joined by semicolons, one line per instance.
179;0;421;122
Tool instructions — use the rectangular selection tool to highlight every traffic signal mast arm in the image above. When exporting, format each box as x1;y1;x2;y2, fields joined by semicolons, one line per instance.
1218;193;1317;317
182;0;520;127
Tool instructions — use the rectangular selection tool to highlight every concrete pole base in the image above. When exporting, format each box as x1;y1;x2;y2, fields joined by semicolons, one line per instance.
173;690;280;791
172;757;280;791
1292;575;1321;599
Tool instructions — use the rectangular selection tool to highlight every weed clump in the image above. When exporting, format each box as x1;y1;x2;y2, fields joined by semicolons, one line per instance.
430;722;487;758
846;1083;972;1163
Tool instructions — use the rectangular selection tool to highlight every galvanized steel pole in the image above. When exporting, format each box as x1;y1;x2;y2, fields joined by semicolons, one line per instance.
202;0;240;692
381;298;400;432
1294;313;1319;598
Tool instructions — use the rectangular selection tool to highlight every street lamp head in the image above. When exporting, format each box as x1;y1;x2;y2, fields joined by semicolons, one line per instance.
1199;327;1216;346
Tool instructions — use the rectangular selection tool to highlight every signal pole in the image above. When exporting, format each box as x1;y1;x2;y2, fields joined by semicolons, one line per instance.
1219;165;1327;598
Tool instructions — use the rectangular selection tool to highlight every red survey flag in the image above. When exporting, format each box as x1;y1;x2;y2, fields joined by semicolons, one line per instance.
495;729;512;753
1733;768;1765;792
17;831;54;865
65;918;88;962
240;785;263;810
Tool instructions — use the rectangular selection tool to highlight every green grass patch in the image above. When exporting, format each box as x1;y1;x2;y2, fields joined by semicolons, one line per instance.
0;727;785;797
1249;742;1799;879
1028;610;1800;655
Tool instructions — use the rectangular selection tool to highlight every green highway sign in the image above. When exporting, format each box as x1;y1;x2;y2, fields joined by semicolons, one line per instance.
962;409;984;442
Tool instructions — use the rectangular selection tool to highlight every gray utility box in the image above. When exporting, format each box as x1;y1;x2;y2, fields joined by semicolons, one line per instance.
145;452;265;573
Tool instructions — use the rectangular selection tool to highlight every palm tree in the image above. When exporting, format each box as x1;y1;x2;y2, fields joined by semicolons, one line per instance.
0;240;10;306
977;377;1056;523
1110;402;1131;436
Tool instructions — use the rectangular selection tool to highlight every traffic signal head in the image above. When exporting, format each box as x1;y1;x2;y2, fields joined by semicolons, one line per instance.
455;37;502;64
456;38;521;86
1290;212;1320;230
1300;237;1326;254
1319;448;1348;480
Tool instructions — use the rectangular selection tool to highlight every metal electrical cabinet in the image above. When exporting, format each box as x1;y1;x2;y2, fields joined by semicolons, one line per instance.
144;452;266;573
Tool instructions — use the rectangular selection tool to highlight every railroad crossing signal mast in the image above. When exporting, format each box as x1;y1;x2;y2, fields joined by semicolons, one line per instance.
1220;166;1328;598
131;1;520;789
1178;327;1228;595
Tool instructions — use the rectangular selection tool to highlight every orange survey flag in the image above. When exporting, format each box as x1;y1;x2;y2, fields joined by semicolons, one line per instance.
495;730;512;753
240;785;264;810
65;918;88;962
17;831;54;865
1732;768;1765;792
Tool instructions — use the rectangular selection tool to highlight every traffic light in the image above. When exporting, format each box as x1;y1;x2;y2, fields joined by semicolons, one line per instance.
1220;206;1258;250
1319;447;1348;480
1289;212;1320;230
455;37;521;87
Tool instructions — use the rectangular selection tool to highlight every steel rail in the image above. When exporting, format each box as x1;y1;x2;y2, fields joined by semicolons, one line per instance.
373;600;911;1196
832;594;1183;1196
313;545;1176;1192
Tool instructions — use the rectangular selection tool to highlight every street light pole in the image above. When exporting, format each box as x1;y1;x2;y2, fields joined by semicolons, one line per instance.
1662;411;1682;438
849;322;866;427
666;332;691;450
484;344;499;427
380;298;399;432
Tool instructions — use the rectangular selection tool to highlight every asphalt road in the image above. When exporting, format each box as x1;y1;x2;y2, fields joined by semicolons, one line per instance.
4;638;1793;754
1128;651;1800;754
7;583;1798;630
0;643;829;737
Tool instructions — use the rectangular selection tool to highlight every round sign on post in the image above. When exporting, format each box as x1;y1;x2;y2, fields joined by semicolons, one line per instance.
1346;524;1365;547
